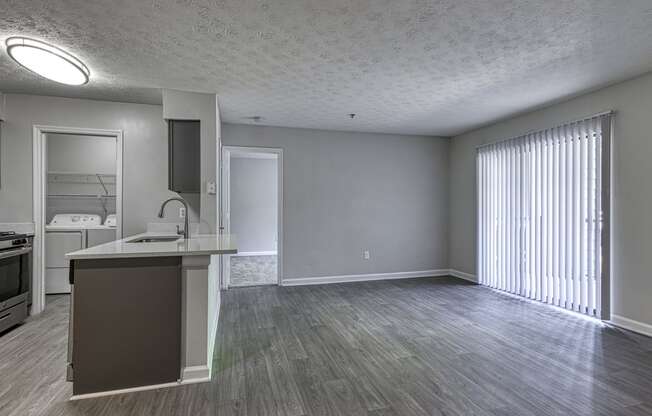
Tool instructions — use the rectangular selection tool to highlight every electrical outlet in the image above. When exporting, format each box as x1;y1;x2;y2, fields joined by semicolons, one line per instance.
179;207;186;218
207;181;217;195
363;250;370;260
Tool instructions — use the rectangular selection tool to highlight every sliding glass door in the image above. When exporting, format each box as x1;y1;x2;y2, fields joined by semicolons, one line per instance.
477;113;611;318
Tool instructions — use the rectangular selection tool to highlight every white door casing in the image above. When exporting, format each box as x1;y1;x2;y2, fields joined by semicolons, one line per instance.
32;125;123;315
220;146;283;288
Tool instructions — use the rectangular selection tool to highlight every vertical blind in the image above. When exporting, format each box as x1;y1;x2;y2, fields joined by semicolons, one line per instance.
477;113;611;318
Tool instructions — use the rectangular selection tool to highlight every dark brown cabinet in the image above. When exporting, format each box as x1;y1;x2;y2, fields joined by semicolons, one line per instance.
70;257;182;395
168;119;200;193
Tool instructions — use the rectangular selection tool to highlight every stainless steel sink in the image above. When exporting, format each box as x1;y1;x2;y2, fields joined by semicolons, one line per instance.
127;236;181;243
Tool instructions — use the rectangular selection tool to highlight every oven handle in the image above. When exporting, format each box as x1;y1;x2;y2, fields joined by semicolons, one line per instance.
0;247;32;260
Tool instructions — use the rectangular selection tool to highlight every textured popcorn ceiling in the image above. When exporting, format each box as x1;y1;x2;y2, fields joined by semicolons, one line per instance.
1;0;652;136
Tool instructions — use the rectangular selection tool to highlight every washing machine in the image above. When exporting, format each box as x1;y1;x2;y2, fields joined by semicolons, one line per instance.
45;214;116;294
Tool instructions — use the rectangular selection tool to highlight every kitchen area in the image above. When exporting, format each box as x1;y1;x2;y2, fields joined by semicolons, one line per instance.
0;89;238;402
66;225;236;397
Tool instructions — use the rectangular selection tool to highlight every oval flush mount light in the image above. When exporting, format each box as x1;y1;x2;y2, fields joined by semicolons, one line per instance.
6;37;90;85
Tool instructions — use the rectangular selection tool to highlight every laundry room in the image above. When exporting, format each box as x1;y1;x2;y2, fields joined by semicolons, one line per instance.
44;133;118;294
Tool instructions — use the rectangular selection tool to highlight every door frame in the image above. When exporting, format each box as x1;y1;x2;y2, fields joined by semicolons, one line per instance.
32;125;123;314
220;146;283;288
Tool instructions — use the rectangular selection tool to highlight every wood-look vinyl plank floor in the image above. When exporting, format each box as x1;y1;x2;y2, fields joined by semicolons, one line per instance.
1;278;652;415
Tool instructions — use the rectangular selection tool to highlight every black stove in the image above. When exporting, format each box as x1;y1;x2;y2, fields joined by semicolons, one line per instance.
0;231;29;241
0;230;32;334
0;233;31;251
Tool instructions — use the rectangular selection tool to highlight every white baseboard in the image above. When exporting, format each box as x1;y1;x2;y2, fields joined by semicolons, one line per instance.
448;269;478;283
181;365;211;382
281;269;450;286
70;381;182;401
610;314;652;338
231;251;277;257
69;365;212;401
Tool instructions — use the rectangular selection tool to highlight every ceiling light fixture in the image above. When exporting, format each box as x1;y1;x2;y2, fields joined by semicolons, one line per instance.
5;37;90;85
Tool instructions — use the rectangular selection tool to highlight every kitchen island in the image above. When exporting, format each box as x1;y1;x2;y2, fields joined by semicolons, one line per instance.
65;233;236;399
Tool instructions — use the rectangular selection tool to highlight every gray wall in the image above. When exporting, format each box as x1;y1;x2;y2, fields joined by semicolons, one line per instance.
230;156;278;252
162;89;218;233
47;133;117;174
0;93;193;235
449;71;652;327
222;123;450;280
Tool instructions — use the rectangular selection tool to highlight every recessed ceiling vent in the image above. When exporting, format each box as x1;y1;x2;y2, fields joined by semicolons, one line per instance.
243;116;264;122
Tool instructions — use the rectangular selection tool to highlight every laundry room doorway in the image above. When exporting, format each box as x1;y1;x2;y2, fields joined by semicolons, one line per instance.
33;126;123;314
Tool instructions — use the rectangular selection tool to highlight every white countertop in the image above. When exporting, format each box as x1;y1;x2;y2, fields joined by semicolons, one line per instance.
65;232;237;260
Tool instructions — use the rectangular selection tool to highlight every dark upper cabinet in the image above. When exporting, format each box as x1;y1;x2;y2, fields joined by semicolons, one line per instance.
168;119;200;193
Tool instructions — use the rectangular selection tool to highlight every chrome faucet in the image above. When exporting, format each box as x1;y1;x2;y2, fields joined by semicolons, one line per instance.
157;197;190;239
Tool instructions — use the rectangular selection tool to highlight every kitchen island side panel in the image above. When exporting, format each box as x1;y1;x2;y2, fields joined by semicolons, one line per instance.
71;257;181;395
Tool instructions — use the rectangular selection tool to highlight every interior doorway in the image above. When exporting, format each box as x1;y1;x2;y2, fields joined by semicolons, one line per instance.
221;146;282;288
33;126;123;314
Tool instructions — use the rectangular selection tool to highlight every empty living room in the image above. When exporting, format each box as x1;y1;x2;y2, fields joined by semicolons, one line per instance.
1;1;652;415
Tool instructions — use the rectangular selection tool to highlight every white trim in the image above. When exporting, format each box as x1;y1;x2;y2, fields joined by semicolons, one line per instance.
281;269;450;286
610;314;652;338
220;147;231;287
32;127;45;314
181;365;211;382
448;269;478;283
32;125;123;315
231;152;277;159
68;370;210;401
226;146;281;157
230;250;277;257
70;381;181;401
206;288;221;380
221;146;283;289
278;150;284;288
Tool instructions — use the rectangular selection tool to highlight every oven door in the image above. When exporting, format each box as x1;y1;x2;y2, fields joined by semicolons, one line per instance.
0;247;31;309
